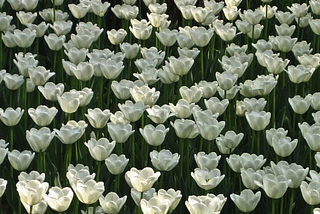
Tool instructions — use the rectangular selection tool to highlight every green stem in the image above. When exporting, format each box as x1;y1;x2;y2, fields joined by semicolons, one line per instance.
179;138;184;178
200;46;204;80
30;205;33;214
96;161;101;181
86;204;90;214
289;189;295;214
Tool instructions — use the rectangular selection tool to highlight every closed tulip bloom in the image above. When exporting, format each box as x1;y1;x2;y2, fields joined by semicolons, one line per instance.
110;111;130;124
68;3;89;19
292;41;313;58
216;131;244;149
245;110;271;131
235;19;251;34
17;11;37;26
64;47;88;65
300;181;320;205
28;66;55;86
100;58;124;80
85;138;116;161
156;29;178;47
213;22;238;42
195;80;218;98
240;9;264;25
43;187;73;212
118;100;145;122
111;4;139;20
2;31;17;48
215;71;238;91
107;122;134;143
167;55;194;76
150;150;180;171
18;171;45;183
288;3;309;18
0;107;24;126
155;189;181;213
197;119;225;141
54;120;87;145
275;11;295;24
146;105;174;124
179;86;203;104
71;179;105;204
171;119;199;139
105;154;129;175
125;167;161;192
191;168;225;190
223;6;240;21
38;82;64;102
70;33;95;49
241;168;265;190
309;19;320;35
271;136;298;157
111;79;143;100
254;174;291;199
44;33;65;51
204;97;229;116
299;122;320;151
107;29;127;45
70;62;94;81
0;13;13;32
26;127;54;152
99;192;127;214
78;87;93;107
9;150;35;171
230;189;261;212
189;26;214;47
185;194;227;214
3;73;24;90
120;42;140;59
66;164;95;185
275;23;295;37
85;108;111;129
90;0;111;17
130;19;152;40
177;31;194;48
158;63;180;84
140;124;169;146
313;111;320;123
130;85;160;106
169;99;195;118
246;24;264;39
243;97;267;112
57;91;82;113
0;178;7;197
140;196;170;214
13;29;36;49
288;94;312;114
16;180;48;206
270;35;297;52
50;20;73;36
271;161;309;188
194;152;221;170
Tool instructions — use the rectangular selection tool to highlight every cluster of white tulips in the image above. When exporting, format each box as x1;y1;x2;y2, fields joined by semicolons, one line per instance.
1;0;320;213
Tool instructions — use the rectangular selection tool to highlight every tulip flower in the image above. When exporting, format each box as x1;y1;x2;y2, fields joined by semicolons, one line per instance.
150;150;180;171
99;192;127;214
130;19;153;40
0;107;24;126
118;100;145;122
16;11;37;26
38;82;64;102
107;28;127;45
300;181;320;205
216;131;244;150
16;179;49;206
57;91;82;113
54;120;87;145
271;161;309;188
111;4;139;20
197;119;225;141
90;0;111;17
245;110;271;131
12;28;36;48
140;196;170;214
171;119;199;139
26;127;55;152
230;189;261;212
166;55;194;76
155;189;182;213
140;124;169;146
0;13;13;32
169;99;195;118
185;194;227;214
241;168;265;190
43;187;73;212
107;122;134;144
50;20;73;36
85;137;115;161
44;33;65;51
68;3;89;19
28;66;55;86
195;80;218;98
191;168;225;190
85;108;111;129
130;85;160;106
179;85;203;104
275;23;295;37
299;122;320;151
288;94;312;114
215;71;238;91
310;0;320;15
255;173;291;199
71;179;105;205
292;41;313;58
131;188;155;207
125;167;161;192
105;154;129;175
